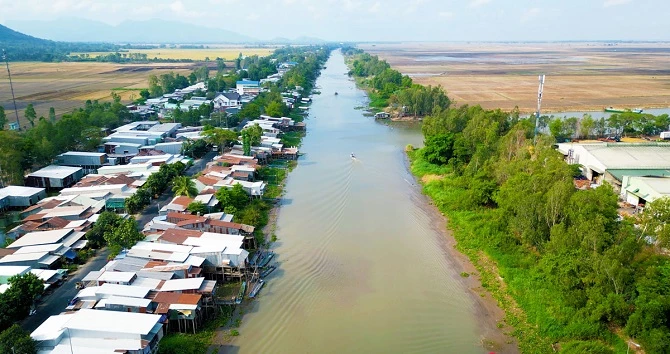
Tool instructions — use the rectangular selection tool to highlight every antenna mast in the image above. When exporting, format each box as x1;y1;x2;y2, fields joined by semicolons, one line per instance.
534;74;545;141
3;49;21;131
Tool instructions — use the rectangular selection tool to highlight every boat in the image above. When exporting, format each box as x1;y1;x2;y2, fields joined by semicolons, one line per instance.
258;252;275;268
335;92;338;95
604;107;643;114
351;152;356;159
250;251;262;266
235;281;247;304
261;265;277;278
248;280;265;298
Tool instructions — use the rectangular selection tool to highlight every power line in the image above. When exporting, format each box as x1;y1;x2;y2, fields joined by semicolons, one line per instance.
2;49;21;131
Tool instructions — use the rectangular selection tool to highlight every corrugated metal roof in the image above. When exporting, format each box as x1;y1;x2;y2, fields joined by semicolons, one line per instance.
608;168;670;182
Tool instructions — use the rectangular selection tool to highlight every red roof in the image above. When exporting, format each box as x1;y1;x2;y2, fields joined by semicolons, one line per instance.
159;228;203;244
41;217;71;229
23;213;46;222
197;176;219;186
172;196;193;207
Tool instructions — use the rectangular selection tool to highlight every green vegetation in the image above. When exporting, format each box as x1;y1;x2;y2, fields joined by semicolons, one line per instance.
172;176;199;198
157;306;234;354
0;274;44;331
542;111;670;141
409;100;670;352
280;131;305;147
343;48;450;116
125;162;186;214
0;325;37;354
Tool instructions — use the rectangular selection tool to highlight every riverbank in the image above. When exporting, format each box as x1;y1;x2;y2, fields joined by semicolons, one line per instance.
403;153;519;353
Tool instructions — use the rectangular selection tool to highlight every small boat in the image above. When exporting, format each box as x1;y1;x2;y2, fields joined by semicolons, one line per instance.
604;107;643;114
261;265;277;278
235;281;247;304
248;280;265;298
351;153;356;159
334;92;338;95
258;252;275;268
250;251;262;266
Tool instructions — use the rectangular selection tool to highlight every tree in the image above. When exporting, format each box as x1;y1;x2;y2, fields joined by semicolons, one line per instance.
48;107;56;123
422;133;454;165
24;104;36;128
0;325;37;354
202;128;238;154
85;211;122;248
216;58;226;73
0;274;44;331
140;89;150;100
187;201;208;215
215;183;249;211
103;217;143;253
638;197;670;247
265;100;287;118
172;176;198;197
0;106;7;130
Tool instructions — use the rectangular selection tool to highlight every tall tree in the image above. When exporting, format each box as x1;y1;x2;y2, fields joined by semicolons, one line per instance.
172;176;198;197
0;325;37;354
0;106;6;130
202;128;238;154
48;107;56;123
24;104;36;128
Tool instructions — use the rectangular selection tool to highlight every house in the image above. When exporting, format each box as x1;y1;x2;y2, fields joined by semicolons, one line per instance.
24;165;84;190
56;152;107;174
31;309;164;354
236;80;260;95
375;112;391;119
0;186;47;209
6;229;85;250
213;92;241;110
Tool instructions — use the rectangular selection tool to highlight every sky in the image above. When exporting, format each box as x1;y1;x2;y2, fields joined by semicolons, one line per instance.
0;0;668;41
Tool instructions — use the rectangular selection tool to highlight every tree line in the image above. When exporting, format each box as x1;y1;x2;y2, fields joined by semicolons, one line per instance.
345;50;450;116
411;101;670;353
543;111;670;141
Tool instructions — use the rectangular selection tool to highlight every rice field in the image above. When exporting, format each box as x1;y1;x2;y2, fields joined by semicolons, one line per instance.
75;46;275;61
360;42;670;113
0;61;195;128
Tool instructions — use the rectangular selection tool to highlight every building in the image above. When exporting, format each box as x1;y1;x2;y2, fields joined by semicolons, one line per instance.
236;80;260;95
0;186;47;209
213;92;241;110
56;152;107;174
557;142;670;190
31;309;164;354
25;165;84;190
620;176;670;207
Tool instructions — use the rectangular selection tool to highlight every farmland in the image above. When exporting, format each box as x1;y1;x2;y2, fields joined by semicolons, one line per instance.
73;46;275;60
0;61;199;128
360;42;670;113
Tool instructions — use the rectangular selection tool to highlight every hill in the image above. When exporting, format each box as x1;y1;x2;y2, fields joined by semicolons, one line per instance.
0;23;46;43
6;18;258;44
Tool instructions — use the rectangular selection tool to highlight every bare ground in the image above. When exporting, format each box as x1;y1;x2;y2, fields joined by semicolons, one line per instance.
361;42;670;113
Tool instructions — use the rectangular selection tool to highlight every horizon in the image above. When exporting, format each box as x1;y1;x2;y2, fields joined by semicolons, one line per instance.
0;0;668;42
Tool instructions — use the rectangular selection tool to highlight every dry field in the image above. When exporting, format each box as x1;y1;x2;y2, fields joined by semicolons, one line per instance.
0;62;198;128
74;46;275;61
360;42;670;113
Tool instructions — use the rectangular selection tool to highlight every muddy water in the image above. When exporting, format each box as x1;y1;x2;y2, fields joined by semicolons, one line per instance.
230;50;503;353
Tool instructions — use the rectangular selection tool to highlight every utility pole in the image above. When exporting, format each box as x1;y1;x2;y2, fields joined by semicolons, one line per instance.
2;49;21;131
534;74;545;142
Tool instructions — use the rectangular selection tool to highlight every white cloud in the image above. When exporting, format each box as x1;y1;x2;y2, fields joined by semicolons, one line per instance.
603;0;631;7
369;1;381;13
438;11;453;18
470;0;491;8
246;13;260;21
520;7;540;22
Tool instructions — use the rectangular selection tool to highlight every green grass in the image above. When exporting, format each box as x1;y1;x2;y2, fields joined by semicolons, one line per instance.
158;306;234;354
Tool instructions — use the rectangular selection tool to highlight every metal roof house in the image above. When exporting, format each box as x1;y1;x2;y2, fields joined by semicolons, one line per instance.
0;186;47;209
31;309;165;354
56;152;107;174
621;176;670;206
24;165;84;190
236;80;260;95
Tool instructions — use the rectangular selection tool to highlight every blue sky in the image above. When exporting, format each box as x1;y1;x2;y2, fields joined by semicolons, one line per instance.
0;0;667;41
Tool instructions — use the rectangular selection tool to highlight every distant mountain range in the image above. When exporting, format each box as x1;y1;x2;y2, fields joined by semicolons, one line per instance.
5;18;326;44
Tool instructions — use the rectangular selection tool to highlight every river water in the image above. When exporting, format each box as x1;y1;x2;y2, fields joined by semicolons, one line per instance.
229;50;499;353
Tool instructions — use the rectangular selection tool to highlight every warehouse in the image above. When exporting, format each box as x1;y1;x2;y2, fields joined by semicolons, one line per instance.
56;152;107;174
0;186;47;209
24;165;84;190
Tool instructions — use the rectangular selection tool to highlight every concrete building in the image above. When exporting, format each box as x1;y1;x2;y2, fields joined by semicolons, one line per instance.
620;176;670;207
0;186;47;209
56;152;107;173
236;80;260;95
25;165;84;190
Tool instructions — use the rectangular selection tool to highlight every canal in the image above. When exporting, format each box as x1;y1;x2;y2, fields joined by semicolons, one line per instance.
229;50;510;353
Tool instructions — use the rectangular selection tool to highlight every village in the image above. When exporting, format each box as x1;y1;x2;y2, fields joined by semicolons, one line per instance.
0;54;320;353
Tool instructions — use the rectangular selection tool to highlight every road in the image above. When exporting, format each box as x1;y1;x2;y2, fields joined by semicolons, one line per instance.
21;151;217;333
21;248;111;332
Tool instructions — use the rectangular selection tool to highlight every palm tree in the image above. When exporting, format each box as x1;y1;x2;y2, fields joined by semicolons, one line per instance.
172;176;198;197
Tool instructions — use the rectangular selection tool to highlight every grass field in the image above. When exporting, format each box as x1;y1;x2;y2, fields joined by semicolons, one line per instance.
0;61;196;128
74;46;275;60
360;42;670;113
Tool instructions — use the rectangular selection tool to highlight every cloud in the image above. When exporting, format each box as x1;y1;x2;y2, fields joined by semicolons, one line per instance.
470;0;491;8
438;11;453;18
369;1;380;13
603;0;631;7
520;7;540;22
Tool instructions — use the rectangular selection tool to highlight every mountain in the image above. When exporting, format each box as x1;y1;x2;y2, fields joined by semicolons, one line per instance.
0;23;50;44
6;18;258;44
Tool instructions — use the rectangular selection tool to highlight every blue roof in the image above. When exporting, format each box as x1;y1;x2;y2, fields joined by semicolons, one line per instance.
237;80;260;86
